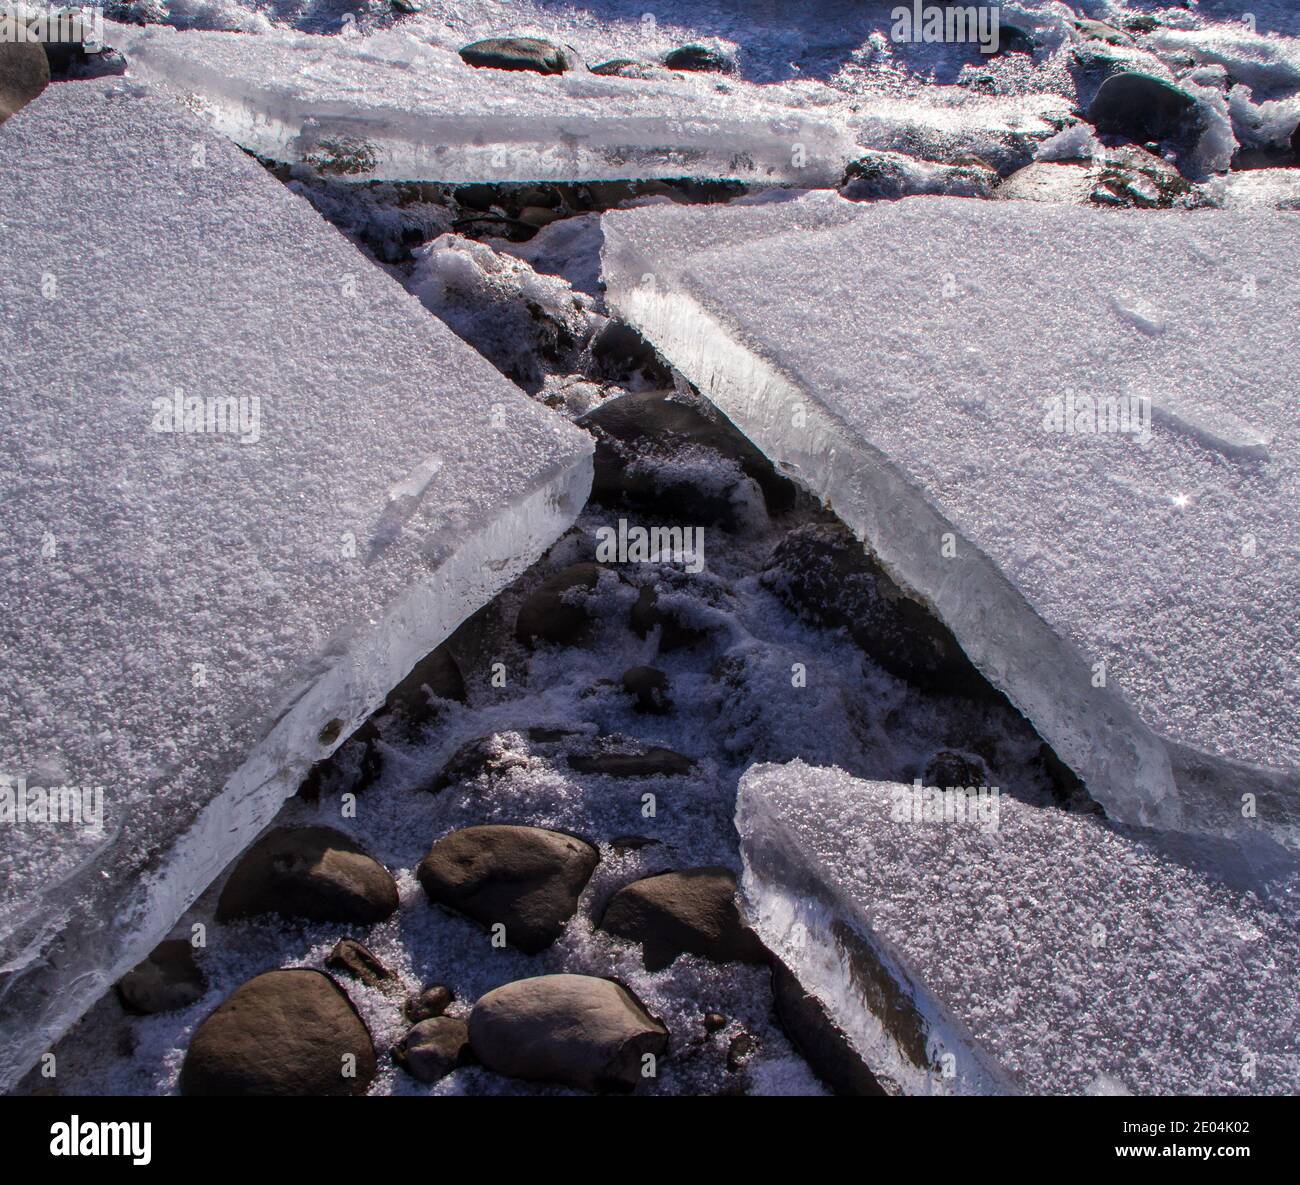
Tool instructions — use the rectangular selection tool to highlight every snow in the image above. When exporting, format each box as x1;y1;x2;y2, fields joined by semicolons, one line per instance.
104;20;854;186
601;192;1300;845
737;760;1300;1096
26;455;1094;1097
0;78;592;1093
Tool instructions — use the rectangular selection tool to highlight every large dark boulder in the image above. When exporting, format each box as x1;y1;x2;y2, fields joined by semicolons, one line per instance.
762;523;994;698
598;868;767;971
180;969;376;1096
216;826;398;925
663;44;734;74
0;40;49;125
469;974;668;1092
1088;73;1204;146
459;37;576;74
417;824;599;953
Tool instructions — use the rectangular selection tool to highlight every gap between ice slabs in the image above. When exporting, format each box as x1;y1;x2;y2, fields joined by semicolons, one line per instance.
737;761;1300;1096
0;78;593;1092
601;191;1300;848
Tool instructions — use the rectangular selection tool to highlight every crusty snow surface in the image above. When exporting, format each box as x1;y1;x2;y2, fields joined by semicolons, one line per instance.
602;192;1300;841
0;78;591;1093
739;760;1300;1095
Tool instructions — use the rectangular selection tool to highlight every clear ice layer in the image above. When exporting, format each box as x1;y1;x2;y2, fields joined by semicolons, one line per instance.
104;21;855;186
601;192;1300;845
737;760;1300;1096
0;79;592;1091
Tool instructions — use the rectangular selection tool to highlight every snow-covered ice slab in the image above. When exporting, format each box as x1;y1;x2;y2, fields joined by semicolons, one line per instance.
603;193;1300;845
737;761;1300;1096
0;79;592;1091
105;22;853;186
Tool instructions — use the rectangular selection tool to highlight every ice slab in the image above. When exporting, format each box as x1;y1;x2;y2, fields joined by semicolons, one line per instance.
104;22;854;186
0;79;592;1091
602;192;1300;845
737;761;1300;1096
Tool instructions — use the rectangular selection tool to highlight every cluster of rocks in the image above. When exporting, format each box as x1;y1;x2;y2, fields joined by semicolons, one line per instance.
457;36;735;79
133;806;770;1093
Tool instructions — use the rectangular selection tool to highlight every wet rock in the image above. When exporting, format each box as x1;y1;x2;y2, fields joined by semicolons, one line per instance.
762;522;994;698
417;824;599;954
1074;18;1135;48
598;868;766;972
459;37;577;75
116;939;206;1015
395;1017;473;1083
630;584;710;652
392;0;422;12
841;151;996;201
0;40;49;125
1291;120;1300;162
997;146;1206;210
589;59;659;79
771;961;885;1096
424;732;529;793
923;750;990;789
325;939;399;992
180;969;376;1096
216;826;399;925
454;182;499;212
298;720;383;801
32;11;106;76
469;974;669;1092
386;643;465;729
568;742;695;778
703;1011;727;1034
1037;743;1099;813
581;390;794;527
997;24;1037;55
663;44;734;74
404;984;454;1023
515;562;603;646
587;319;671;386
622;666;671;714
527;725;584;743
1088;73;1204;147
727;1032;759;1072
610;834;660;854
995;161;1097;204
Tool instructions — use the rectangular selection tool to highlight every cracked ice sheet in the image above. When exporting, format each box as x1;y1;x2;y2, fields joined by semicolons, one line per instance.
104;21;855;186
737;760;1300;1096
0;79;592;1091
601;192;1300;844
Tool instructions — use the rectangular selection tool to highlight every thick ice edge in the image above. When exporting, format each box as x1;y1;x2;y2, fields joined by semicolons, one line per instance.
601;194;1300;848
105;22;854;186
737;761;1300;1096
0;79;593;1091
